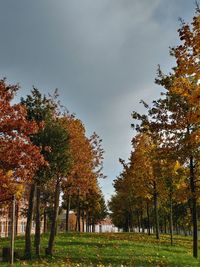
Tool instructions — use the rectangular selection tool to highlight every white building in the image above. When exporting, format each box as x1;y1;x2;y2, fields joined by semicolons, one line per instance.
95;217;119;233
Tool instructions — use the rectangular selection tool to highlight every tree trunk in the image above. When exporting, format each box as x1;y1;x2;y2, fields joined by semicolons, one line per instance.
137;211;140;233
35;185;41;257
164;217;167;234
169;192;173;246
77;190;81;232
128;212;131;232
43;208;47;233
175;222;178;235
141;211;144;233
65;194;71;232
24;183;36;259
92;217;95;233
75;215;78;231
82;211;85;232
15;203;19;236
86;210;89;232
190;156;198;258
153;182;160;240
129;212;134;232
91;224;95;232
147;202;150;235
46;179;60;256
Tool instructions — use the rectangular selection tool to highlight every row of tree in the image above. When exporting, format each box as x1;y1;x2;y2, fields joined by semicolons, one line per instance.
109;6;200;258
0;81;107;259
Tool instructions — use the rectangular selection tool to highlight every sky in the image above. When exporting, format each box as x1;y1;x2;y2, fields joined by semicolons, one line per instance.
0;0;196;201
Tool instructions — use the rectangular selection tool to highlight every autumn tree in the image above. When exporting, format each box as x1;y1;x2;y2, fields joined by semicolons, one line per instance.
61;115;105;232
109;193;132;231
169;7;200;258
0;79;45;200
109;155;143;233
21;88;57;258
82;188;107;232
41;119;71;256
170;6;200;109
151;8;200;256
129;9;199;250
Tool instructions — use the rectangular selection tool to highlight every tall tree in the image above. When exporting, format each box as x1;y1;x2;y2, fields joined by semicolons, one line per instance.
61;115;105;232
0;80;45;199
21;88;56;258
45;120;71;255
169;8;200;257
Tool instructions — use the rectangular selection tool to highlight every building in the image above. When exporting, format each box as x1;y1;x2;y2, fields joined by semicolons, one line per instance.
0;202;36;237
60;211;119;233
95;217;119;233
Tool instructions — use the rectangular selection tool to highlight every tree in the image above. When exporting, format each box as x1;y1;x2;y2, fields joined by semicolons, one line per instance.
109;193;132;232
153;10;200;254
45;119;71;255
170;7;200;109
61;115;105;232
21;88;56;258
83;189;107;232
0;79;45;199
130;8;199;252
169;8;200;257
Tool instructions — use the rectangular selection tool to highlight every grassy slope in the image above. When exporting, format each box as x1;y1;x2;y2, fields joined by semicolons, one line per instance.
0;232;199;266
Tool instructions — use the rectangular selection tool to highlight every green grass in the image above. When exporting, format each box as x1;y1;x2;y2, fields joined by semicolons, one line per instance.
0;232;199;266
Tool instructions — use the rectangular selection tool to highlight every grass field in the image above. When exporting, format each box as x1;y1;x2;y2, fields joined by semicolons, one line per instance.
0;232;200;266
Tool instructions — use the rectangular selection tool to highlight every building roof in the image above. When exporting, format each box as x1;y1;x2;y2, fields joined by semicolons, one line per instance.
98;218;113;225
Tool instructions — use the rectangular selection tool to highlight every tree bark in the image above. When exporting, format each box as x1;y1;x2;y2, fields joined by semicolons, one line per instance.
46;179;60;256
86;210;89;232
137;211;140;233
15;203;19;236
141;210;144;233
43;208;47;233
164;217;167;234
65;194;71;232
35;185;41;257
24;183;36;259
189;156;198;258
92;216;95;233
147;202;151;235
169;192;173;246
77;189;81;232
153;181;160;240
82;211;85;232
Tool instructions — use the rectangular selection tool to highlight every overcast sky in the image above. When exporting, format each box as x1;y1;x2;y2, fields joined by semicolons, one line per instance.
0;0;195;201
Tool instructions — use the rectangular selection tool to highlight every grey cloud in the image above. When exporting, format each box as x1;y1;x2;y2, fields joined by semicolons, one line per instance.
0;0;195;200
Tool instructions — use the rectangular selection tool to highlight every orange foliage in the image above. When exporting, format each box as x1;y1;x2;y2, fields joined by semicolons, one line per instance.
0;80;45;199
61;115;103;195
170;10;200;123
